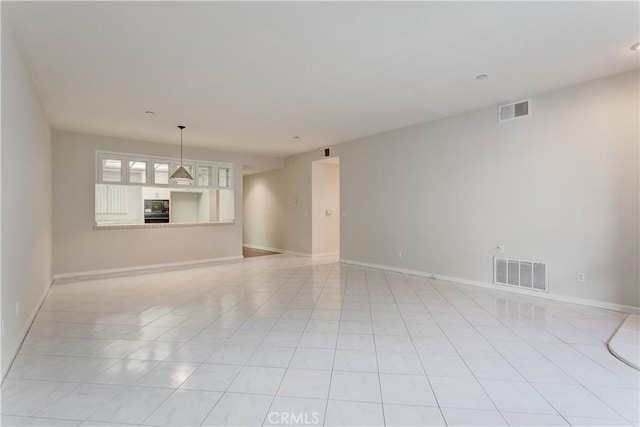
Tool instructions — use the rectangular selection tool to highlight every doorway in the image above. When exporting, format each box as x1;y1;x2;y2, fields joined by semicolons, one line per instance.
312;157;340;257
242;164;282;258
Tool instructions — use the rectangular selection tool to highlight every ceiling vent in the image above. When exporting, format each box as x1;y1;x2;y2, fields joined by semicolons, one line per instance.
498;99;530;123
494;256;548;292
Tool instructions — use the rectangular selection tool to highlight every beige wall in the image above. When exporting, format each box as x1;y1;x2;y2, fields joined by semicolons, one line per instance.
312;161;340;255
243;155;315;255
243;169;288;251
340;70;639;309
52;130;282;275
1;21;53;376
245;70;640;310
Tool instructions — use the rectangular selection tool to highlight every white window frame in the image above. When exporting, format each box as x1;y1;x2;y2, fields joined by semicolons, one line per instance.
151;159;171;186
217;166;232;188
127;157;150;185
196;164;214;188
96;151;233;189
97;153;126;184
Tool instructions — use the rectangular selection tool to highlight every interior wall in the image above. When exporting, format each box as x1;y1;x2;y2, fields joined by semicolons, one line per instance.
1;21;53;377
243;169;288;251
246;70;639;309
243;156;313;255
337;70;639;309
52;130;282;275
312;161;340;256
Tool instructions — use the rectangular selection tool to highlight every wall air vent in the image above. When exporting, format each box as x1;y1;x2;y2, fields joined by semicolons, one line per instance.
498;99;531;123
494;257;548;292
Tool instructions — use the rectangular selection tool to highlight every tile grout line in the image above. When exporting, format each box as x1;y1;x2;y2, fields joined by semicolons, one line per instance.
447;278;634;424
437;278;587;425
321;263;348;427
380;269;450;427
260;262;337;427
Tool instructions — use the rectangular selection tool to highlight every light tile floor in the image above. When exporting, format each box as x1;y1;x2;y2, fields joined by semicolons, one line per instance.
1;255;639;426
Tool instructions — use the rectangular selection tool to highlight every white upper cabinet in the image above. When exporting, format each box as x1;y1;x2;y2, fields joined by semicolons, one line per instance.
96;151;233;189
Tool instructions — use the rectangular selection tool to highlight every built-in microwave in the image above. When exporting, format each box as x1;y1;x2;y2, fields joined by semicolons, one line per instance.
144;199;169;223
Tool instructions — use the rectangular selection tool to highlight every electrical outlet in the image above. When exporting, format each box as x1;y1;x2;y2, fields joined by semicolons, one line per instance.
497;245;505;254
577;272;585;282
396;250;402;259
341;211;346;217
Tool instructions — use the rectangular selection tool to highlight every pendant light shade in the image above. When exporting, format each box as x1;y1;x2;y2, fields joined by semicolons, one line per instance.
170;165;193;181
170;125;193;182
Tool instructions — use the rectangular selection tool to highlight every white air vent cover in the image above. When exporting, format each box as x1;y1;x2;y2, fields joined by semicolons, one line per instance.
498;99;530;122
494;257;548;292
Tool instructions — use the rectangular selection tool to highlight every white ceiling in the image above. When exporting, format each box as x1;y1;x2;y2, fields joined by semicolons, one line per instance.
5;1;639;158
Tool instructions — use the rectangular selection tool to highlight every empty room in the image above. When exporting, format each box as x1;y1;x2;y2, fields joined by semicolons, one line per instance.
1;1;639;426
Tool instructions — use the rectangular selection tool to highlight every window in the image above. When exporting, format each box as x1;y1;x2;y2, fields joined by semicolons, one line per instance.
153;162;170;185
95;151;234;227
198;165;213;187
129;160;147;184
100;157;123;183
218;167;231;187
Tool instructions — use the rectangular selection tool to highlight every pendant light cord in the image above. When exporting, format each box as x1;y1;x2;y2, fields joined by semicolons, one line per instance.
178;125;186;166
170;125;193;181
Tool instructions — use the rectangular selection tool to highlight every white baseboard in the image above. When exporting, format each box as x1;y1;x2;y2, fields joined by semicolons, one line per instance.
53;256;244;281
2;278;53;381
312;252;340;258
286;251;313;258
339;258;640;315
243;243;312;258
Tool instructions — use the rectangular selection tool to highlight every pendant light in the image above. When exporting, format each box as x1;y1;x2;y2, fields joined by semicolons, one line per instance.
170;125;194;182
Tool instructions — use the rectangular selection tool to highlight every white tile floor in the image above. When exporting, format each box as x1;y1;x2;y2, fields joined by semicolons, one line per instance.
1;255;638;427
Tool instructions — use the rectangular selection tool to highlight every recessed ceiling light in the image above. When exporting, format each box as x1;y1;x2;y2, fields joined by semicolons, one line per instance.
476;74;488;80
631;42;640;51
145;111;155;116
